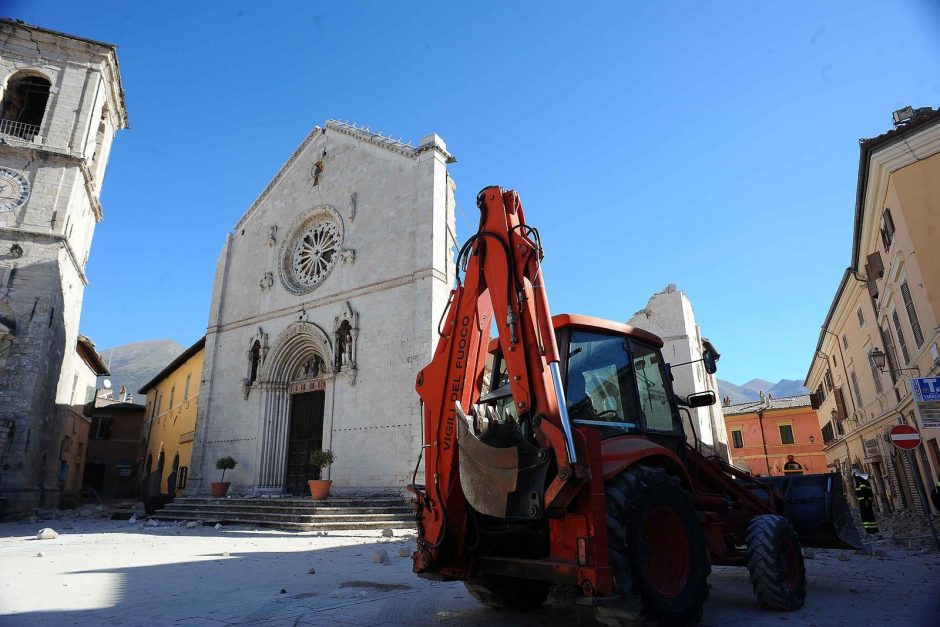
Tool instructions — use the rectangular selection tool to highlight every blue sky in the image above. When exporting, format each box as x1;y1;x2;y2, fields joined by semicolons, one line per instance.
9;1;940;384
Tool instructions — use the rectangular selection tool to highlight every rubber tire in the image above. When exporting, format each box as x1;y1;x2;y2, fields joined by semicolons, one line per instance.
744;514;806;611
463;574;549;610
605;465;709;626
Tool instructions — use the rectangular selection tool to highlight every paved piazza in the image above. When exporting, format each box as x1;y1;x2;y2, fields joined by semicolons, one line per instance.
0;518;937;626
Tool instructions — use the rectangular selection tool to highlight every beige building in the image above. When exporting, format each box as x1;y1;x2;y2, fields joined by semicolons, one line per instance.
806;106;940;515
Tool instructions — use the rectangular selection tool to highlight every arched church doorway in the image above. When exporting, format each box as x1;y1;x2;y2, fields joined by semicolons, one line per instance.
285;390;326;494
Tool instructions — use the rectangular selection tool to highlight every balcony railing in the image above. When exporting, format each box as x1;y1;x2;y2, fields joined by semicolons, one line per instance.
0;118;41;142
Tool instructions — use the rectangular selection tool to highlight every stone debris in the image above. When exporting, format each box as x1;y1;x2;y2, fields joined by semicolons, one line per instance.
36;528;59;540
222;552;230;557
185;521;201;529
279;588;287;594
214;523;223;530
373;549;390;565
381;528;394;538
837;552;849;561
35;552;42;558
128;515;137;525
397;546;410;558
307;567;317;574
146;519;160;527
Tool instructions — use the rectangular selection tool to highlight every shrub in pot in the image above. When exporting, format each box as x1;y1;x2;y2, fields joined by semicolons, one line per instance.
307;450;335;500
212;456;237;498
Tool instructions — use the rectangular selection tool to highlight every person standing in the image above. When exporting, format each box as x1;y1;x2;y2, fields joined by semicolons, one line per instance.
854;470;879;534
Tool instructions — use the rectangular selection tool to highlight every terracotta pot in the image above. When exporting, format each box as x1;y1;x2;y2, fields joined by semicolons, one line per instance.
308;479;332;500
210;482;230;498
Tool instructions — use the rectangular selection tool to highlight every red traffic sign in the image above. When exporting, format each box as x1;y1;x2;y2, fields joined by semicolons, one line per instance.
889;424;922;450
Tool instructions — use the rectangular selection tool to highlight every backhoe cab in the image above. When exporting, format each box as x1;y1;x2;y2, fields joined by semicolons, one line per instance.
411;186;860;625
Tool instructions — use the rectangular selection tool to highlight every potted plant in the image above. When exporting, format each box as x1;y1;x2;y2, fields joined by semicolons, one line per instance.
212;456;237;498
307;449;335;500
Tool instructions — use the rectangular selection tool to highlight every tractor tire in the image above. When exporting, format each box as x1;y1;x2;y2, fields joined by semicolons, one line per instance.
744;514;806;611
605;465;709;626
463;574;549;610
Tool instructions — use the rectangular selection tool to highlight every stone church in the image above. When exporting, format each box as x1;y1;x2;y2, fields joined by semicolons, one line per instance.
0;20;127;516
188;121;456;495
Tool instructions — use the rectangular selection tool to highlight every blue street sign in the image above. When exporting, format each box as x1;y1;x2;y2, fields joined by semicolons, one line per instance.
911;377;940;403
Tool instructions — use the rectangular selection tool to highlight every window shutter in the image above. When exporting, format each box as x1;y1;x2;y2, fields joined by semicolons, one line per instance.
900;281;925;347
810;392;820;409
866;251;885;279
834;387;847;420
864;264;879;299
883;209;895;236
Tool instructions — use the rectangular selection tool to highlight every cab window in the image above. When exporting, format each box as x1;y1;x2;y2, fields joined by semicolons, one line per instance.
630;341;679;432
566;331;639;431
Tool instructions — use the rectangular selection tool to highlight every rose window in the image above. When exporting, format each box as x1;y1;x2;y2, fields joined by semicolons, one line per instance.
279;208;344;294
292;221;340;287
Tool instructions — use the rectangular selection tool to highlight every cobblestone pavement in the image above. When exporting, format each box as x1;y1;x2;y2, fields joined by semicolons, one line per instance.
1;519;937;626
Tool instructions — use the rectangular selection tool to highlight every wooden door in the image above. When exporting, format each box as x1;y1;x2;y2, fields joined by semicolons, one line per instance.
285;391;325;495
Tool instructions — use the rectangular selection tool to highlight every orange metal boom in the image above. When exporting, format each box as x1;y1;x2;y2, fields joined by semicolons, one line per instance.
412;186;588;577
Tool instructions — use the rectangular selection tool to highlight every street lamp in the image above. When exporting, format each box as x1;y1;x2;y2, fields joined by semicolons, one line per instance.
868;346;920;376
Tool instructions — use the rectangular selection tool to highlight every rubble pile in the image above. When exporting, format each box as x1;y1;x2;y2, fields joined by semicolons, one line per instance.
873;509;938;551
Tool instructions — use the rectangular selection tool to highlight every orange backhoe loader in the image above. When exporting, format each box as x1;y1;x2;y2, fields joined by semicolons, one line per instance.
410;187;861;625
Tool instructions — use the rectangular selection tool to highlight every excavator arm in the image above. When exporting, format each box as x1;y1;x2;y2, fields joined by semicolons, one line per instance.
412;186;587;576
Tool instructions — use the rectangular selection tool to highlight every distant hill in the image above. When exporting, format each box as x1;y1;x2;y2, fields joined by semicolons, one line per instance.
718;378;810;404
96;339;185;404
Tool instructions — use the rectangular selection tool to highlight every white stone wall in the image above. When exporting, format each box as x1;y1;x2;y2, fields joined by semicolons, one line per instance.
189;122;455;494
628;284;730;460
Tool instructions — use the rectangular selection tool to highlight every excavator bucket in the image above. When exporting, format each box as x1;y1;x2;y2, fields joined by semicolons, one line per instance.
756;473;865;550
455;405;519;518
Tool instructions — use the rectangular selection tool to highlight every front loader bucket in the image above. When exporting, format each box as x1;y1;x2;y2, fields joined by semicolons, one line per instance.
455;407;519;519
756;473;864;549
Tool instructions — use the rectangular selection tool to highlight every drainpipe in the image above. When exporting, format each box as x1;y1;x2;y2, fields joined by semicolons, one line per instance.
757;407;771;475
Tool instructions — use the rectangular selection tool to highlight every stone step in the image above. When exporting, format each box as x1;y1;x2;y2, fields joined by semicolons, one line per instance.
160;501;410;513
159;505;411;517
174;497;407;508
149;512;415;532
155;508;412;523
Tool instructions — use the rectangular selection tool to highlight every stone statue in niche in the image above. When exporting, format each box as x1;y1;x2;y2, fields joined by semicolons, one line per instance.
302;355;323;379
336;321;353;370
333;301;359;383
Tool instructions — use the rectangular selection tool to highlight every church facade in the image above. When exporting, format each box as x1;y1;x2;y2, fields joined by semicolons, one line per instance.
187;121;456;495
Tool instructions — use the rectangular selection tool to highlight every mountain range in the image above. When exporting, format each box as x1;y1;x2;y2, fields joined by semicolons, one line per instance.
96;339;185;404
717;378;810;404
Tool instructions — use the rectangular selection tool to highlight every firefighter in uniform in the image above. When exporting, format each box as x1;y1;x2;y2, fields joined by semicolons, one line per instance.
853;469;879;534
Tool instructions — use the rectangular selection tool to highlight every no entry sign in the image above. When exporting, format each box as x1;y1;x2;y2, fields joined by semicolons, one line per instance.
889;424;922;450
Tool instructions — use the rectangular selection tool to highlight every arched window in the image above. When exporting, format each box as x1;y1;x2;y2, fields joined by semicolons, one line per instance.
1;73;51;140
249;340;262;383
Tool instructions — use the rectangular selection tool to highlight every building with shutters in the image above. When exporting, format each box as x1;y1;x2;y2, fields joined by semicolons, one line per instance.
722;395;827;476
805;106;940;515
